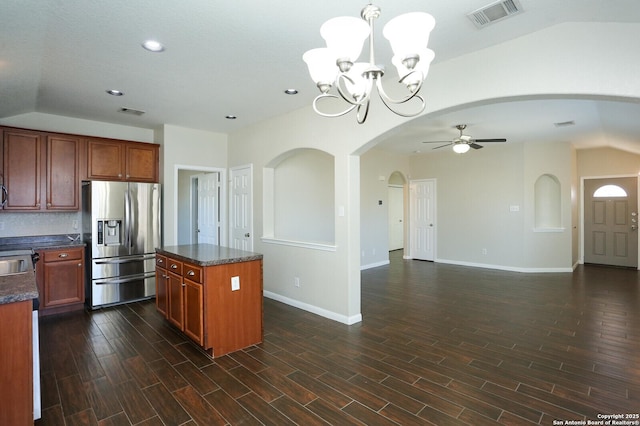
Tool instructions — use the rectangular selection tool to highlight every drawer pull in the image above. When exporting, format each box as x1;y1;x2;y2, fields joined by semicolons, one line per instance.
157;259;164;264
59;253;69;258
187;270;195;276
171;264;178;269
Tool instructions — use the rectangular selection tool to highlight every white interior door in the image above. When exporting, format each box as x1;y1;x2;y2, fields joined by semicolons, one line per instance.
409;179;435;261
196;173;219;245
230;165;253;251
584;177;638;267
388;185;404;251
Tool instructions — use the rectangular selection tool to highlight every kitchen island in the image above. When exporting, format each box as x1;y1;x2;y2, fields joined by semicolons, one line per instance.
155;244;263;358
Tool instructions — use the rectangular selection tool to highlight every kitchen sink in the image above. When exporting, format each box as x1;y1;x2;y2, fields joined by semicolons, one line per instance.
0;255;32;276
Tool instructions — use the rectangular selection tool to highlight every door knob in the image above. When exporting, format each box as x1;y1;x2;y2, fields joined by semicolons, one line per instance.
245;233;250;237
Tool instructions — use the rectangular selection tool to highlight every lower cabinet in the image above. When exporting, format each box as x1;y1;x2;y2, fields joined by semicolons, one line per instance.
155;251;262;357
36;247;85;316
0;300;33;425
158;255;204;346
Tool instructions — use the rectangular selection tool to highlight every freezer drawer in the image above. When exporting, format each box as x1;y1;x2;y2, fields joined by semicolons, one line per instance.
90;272;155;308
92;254;156;280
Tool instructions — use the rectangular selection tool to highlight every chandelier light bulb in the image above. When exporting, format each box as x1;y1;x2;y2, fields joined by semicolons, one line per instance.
303;4;436;124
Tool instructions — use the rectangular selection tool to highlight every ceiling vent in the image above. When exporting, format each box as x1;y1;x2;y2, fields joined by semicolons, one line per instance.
118;107;145;116
467;0;522;28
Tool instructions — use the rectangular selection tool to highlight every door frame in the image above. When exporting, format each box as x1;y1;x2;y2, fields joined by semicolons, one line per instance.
579;174;640;268
174;165;227;246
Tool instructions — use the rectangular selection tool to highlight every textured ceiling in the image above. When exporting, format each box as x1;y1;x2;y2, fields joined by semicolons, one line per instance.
1;0;640;154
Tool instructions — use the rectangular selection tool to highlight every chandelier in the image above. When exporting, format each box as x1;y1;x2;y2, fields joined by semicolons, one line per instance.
303;4;435;124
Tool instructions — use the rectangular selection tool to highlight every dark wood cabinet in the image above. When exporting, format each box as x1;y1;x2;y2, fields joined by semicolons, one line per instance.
1;129;42;210
161;256;204;345
155;250;262;357
87;138;159;182
0;128;81;211
36;247;85;316
46;135;80;210
0;300;33;425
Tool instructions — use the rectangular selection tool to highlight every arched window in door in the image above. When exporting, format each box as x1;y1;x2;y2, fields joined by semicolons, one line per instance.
593;184;627;198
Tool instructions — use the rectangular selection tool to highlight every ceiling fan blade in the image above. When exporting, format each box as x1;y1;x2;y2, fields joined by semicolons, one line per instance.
472;138;507;143
432;143;452;150
422;140;452;144
469;143;483;149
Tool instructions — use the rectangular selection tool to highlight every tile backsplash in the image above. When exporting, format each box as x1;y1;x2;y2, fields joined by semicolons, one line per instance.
0;212;81;238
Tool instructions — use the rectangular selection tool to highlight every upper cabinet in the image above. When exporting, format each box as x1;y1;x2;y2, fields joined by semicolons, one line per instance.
47;135;81;210
0;126;159;213
1;129;42;210
87;138;159;182
1;128;81;211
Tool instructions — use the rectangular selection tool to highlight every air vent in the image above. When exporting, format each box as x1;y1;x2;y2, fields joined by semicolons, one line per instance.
467;0;522;28
118;107;145;116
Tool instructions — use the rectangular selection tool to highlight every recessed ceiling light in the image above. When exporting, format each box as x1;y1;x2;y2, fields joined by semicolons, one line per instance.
226;115;237;120
284;89;298;95
142;40;165;52
106;89;124;96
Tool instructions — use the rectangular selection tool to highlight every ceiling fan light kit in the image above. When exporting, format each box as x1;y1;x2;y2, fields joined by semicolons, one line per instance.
303;4;436;124
424;124;507;154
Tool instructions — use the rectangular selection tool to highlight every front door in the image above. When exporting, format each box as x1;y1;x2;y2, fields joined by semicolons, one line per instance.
584;177;638;268
409;179;436;261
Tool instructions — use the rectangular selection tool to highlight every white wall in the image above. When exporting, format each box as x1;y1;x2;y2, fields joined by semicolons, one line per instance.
159;124;228;246
227;21;640;323
360;148;410;269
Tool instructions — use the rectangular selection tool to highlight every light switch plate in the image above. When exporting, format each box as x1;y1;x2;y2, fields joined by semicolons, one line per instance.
231;276;240;291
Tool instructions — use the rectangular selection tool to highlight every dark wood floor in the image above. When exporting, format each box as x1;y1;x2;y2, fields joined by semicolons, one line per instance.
36;251;640;425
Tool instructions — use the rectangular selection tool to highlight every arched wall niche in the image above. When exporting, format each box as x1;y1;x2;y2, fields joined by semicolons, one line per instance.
534;173;562;230
263;148;335;245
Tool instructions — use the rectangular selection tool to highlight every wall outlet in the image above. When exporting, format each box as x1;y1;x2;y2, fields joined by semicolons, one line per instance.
72;220;79;230
231;276;240;291
294;276;300;288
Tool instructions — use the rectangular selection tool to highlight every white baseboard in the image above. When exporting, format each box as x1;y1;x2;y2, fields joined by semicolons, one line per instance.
263;291;363;325
435;258;574;273
360;259;390;270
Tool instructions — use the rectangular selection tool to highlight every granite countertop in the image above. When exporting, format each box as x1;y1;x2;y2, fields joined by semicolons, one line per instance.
157;244;263;267
0;234;85;252
0;271;38;306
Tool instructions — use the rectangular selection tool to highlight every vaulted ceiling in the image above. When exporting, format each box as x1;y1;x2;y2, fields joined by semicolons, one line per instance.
2;0;639;154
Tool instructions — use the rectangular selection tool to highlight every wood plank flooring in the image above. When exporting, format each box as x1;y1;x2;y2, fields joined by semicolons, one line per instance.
35;251;640;425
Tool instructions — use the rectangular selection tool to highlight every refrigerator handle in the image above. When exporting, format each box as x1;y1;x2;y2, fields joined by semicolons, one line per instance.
124;189;131;248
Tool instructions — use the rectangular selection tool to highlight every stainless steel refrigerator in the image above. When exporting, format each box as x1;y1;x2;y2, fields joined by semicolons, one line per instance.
82;181;161;309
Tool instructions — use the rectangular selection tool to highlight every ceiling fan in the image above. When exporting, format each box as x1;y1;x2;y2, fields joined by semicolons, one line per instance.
422;124;507;153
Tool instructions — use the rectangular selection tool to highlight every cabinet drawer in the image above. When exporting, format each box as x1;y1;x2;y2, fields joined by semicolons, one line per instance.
42;247;83;262
166;258;183;275
156;255;167;268
183;263;203;283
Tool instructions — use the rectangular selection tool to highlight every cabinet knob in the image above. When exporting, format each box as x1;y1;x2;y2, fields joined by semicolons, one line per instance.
59;253;68;258
47;203;51;207
78;263;82;267
118;174;122;178
187;270;195;276
157;259;164;264
171;264;177;269
182;283;186;287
